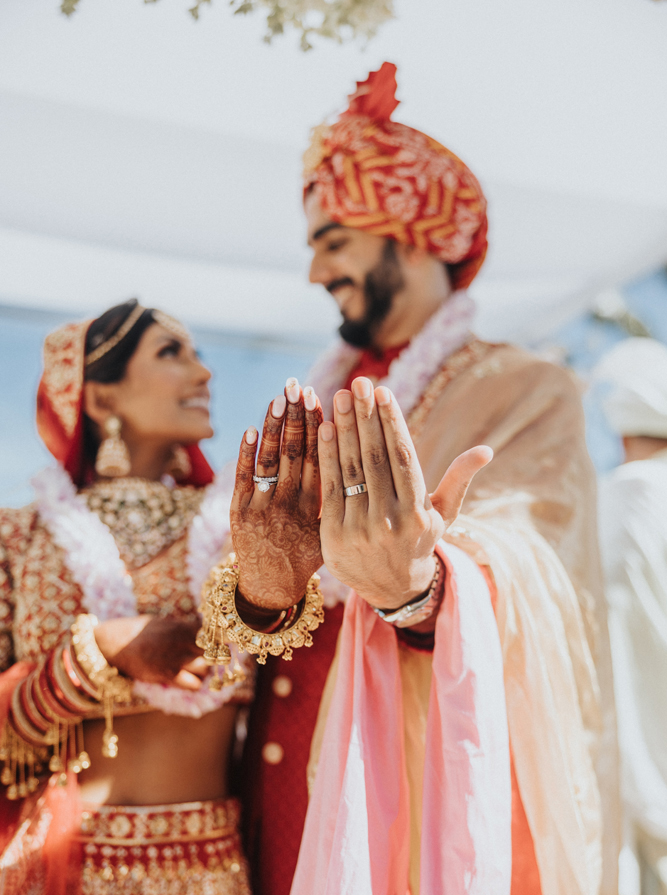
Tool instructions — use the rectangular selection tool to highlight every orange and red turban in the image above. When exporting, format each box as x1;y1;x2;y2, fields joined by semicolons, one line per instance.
303;62;488;291
36;318;213;489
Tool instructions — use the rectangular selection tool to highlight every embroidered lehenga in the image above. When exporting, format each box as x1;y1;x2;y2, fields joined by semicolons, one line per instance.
0;320;252;894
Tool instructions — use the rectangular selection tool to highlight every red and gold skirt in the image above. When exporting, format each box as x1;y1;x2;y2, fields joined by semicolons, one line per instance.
0;795;251;894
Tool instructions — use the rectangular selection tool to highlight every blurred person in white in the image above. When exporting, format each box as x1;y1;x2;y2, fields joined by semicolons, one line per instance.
596;337;667;895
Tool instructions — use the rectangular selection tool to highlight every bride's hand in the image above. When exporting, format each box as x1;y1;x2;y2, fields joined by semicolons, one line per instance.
230;378;324;611
95;615;208;690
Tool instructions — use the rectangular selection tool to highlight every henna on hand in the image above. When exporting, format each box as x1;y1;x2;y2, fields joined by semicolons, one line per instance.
230;380;324;611
233;499;323;610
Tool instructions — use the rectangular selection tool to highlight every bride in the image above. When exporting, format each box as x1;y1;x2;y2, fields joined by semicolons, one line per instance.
0;299;322;894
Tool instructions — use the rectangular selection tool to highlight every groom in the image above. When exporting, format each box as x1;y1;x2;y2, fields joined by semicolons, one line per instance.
233;63;619;895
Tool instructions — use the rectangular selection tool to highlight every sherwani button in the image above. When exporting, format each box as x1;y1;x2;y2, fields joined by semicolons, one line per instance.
272;675;293;698
262;742;284;765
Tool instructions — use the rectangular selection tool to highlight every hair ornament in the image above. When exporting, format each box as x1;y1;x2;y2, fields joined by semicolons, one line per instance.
85;303;146;367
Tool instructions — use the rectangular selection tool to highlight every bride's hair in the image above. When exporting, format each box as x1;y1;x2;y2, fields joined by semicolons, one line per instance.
82;299;157;462
84;299;156;385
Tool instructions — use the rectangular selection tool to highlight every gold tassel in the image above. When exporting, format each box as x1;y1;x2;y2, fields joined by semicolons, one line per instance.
102;694;119;758
2;727;43;799
77;723;91;771
196;565;237;685
6;730;18;799
0;726;12;786
48;718;64;773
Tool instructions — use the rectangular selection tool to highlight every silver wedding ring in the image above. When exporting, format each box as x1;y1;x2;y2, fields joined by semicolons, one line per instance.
253;474;279;493
344;483;368;497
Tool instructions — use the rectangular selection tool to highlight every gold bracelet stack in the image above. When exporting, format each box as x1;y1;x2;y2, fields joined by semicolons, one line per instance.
1;613;133;799
70;614;133;758
197;553;325;687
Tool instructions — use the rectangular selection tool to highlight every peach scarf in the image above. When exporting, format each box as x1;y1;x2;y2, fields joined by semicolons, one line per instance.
291;541;511;895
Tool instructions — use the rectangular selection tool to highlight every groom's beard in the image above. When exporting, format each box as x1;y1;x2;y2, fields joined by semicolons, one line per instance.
336;241;405;349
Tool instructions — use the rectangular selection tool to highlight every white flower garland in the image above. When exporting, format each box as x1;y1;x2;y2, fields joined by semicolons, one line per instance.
33;466;136;622
33;464;249;718
186;460;235;600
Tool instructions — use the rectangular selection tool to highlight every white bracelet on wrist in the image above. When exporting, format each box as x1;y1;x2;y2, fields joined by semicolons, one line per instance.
372;555;443;628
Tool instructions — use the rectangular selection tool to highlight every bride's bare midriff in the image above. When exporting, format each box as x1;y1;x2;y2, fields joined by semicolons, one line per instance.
78;704;237;806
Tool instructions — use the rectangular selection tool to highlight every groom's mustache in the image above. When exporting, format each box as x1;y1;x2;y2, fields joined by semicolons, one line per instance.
325;277;356;296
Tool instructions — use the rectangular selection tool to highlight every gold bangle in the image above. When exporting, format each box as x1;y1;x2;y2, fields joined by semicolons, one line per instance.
197;554;325;685
70;615;133;703
70;614;133;758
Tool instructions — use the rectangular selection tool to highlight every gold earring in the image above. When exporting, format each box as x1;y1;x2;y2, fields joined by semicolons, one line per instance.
168;445;192;480
95;416;131;478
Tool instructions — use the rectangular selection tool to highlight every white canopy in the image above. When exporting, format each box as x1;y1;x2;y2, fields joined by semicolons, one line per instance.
1;0;666;342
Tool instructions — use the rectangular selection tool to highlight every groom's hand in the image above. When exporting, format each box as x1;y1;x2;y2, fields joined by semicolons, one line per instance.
318;377;492;611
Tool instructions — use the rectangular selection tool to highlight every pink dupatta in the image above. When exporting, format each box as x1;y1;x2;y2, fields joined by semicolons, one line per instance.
291;541;511;895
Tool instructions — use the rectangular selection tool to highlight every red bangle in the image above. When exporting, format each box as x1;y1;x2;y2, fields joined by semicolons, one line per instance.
48;648;90;718
61;644;84;690
38;659;80;721
20;671;51;735
32;668;59;723
53;645;99;715
234;591;288;633
10;685;49;747
46;651;82;717
262;609;289;634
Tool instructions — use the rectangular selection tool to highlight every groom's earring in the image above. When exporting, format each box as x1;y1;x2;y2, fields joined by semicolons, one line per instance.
95;416;131;478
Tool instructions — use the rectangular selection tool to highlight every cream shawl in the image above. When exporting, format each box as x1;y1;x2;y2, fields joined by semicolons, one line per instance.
299;327;617;894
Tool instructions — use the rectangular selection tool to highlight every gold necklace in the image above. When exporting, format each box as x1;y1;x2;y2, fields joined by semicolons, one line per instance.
407;340;491;442
83;478;204;570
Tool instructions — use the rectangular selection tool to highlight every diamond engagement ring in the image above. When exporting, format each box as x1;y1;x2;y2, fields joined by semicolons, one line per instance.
344;483;368;497
253;475;279;493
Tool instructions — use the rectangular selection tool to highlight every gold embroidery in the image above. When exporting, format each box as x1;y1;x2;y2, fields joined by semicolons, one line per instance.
0;505;204;667
41;322;89;438
0;797;251;895
78;797;240;843
77;799;251;895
